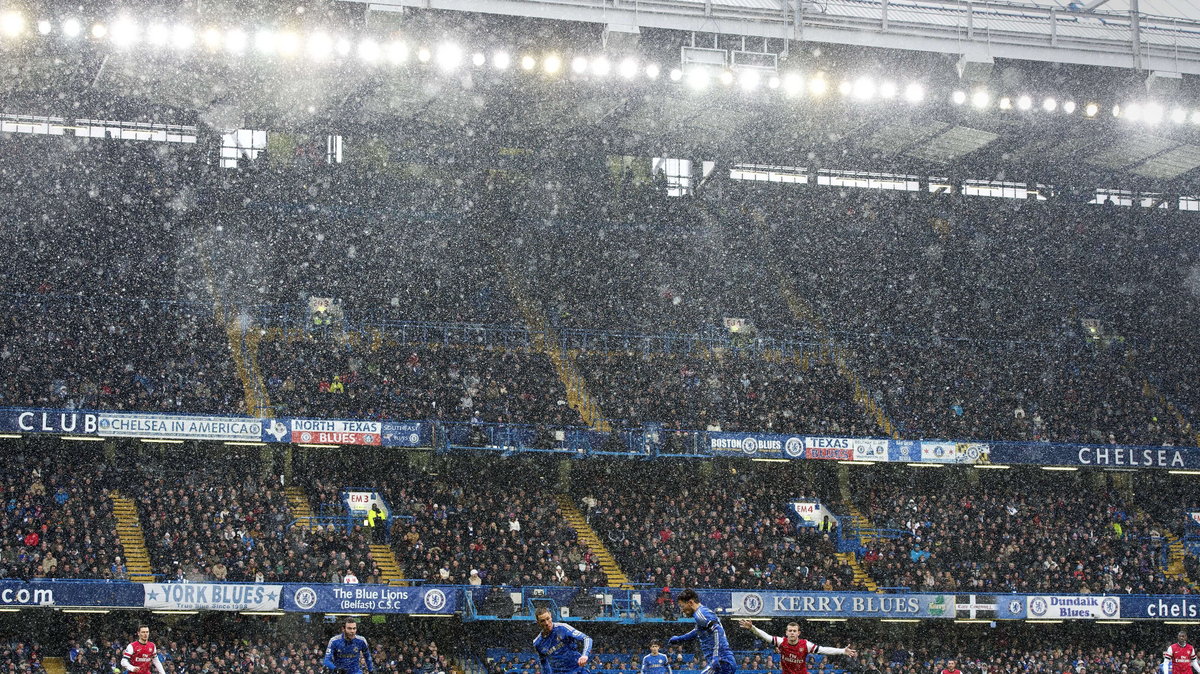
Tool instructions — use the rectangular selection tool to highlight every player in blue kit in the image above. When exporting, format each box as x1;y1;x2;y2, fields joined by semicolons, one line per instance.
641;641;672;674
323;619;376;673
667;589;737;674
533;606;593;674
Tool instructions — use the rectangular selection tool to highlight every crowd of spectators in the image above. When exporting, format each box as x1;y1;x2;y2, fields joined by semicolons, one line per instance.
577;350;872;435
258;337;577;426
66;622;450;674
574;461;858;591
853;466;1186;594
0;451;125;581
298;455;607;587
0;295;242;415
129;457;381;584
0;640;44;674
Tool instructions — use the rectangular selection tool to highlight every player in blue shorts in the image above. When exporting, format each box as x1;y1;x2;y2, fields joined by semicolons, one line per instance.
667;589;737;674
533;606;593;674
641;641;672;674
323;619;376;674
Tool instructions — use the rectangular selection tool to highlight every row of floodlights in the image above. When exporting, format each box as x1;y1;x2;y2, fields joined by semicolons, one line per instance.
951;88;1200;125
3;12;1200;124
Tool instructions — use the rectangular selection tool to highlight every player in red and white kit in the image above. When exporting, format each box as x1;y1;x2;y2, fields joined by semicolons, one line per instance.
939;659;962;674
1163;631;1200;674
738;620;857;674
121;625;166;674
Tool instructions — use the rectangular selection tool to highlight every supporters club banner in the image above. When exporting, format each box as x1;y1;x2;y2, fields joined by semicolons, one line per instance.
2;409;100;435
143;583;284;611
725;591;956;618
707;432;805;459
0;580;143;608
264;418;383;446
381;421;431;447
281;584;458;614
1019;595;1122;620
98;413;263;442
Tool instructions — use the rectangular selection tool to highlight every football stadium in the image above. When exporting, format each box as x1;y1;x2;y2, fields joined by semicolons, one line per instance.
0;0;1199;671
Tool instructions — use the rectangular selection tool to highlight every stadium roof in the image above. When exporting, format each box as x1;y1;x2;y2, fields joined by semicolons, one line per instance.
347;0;1200;75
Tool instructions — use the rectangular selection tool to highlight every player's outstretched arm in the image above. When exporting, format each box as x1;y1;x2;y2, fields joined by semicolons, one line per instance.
667;628;699;645
736;621;777;646
812;645;857;658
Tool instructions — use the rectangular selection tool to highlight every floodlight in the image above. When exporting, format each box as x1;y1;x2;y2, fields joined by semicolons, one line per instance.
1085;102;1099;117
109;19;139;47
471;52;485;67
520;55;535;70
1042;97;1057;112
1016;95;1031;111
591;57;610;76
544;54;561;74
62;18;81;37
970;89;990;108
435;43;462;70
0;11;24;37
492;51;510;69
618;58;637;79
740;69;760;91
226;28;248;54
146;24;170;47
645;64;660;79
1062;101;1076;114
669;68;682;81
37;19;51;35
903;82;924;103
571;56;587;73
357;38;379;62
852;77;875;100
951;90;966;105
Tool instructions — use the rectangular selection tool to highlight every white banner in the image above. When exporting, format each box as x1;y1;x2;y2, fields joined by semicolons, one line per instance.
143;584;283;611
1026;595;1121;620
98;413;263;441
852;439;889;462
920;441;958;463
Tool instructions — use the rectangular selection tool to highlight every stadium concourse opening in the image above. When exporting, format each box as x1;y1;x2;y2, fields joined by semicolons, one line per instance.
2;0;1200;670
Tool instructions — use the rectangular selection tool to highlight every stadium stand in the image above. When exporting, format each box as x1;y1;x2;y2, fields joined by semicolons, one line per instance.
572;460;859;592
297;455;608;588
0;450;126;581
258;336;576;426
850;465;1187;594
127;455;381;584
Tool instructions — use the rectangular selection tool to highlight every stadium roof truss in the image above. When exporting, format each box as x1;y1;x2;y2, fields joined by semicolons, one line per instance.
351;0;1200;75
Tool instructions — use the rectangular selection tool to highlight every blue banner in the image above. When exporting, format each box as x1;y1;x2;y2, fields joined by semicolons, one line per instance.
1;408;100;436
721;591;955;618
987;442;1200;469
280;584;458;614
707;432;805;459
0;580;143;608
1119;596;1200;620
382;421;431;447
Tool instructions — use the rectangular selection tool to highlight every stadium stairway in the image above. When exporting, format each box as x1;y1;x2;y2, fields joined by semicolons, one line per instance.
834;552;880;594
493;254;610;432
741;206;898;439
368;544;408;586
1163;531;1196;588
110;492;156;583
41;657;66;674
555;494;632;589
225;320;273;418
283;486;316;530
